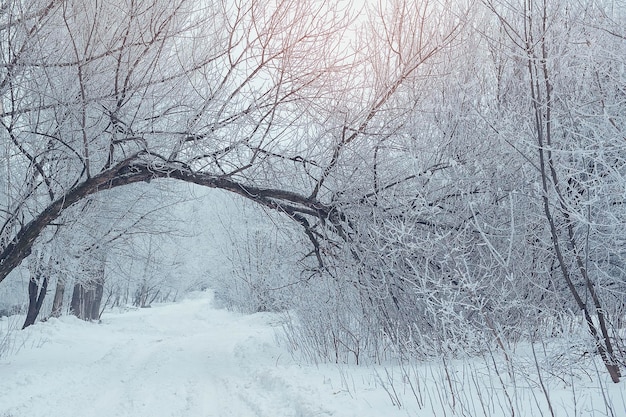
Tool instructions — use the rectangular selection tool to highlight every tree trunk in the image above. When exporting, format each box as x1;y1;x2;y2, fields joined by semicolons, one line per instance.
70;282;84;319
0;157;341;288
522;2;621;382
71;280;105;321
90;276;105;320
51;278;65;318
22;274;49;329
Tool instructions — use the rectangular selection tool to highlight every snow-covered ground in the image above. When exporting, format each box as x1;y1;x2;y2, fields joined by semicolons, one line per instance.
0;291;410;417
1;291;624;417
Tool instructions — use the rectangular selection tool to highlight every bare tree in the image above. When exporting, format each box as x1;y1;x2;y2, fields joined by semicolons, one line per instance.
479;0;626;382
0;0;354;285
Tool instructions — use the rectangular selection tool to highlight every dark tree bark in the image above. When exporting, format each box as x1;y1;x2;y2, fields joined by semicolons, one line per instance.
521;2;621;383
71;282;101;321
0;153;345;288
50;278;65;318
70;283;83;319
91;277;104;320
22;274;49;329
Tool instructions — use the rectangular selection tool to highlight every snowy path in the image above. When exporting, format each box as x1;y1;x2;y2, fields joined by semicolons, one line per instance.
3;291;624;417
0;292;405;417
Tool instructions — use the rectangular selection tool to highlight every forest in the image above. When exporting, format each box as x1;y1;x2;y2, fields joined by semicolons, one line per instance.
0;0;625;404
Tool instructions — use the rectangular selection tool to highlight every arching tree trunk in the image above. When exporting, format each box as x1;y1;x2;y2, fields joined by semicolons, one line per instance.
0;155;345;290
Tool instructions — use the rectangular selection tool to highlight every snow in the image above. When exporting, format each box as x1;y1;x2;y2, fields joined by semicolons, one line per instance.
1;291;625;417
0;291;409;417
